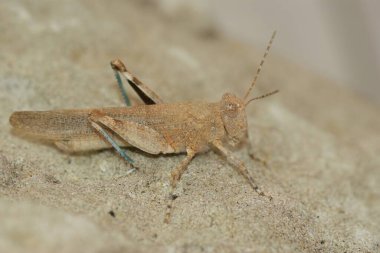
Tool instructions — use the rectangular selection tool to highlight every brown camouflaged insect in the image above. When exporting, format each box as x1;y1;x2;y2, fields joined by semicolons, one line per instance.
10;32;278;223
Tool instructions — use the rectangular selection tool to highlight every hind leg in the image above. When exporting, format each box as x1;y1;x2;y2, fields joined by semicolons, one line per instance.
54;138;114;152
110;59;164;105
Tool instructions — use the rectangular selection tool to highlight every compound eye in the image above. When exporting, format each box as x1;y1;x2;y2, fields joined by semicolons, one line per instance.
227;103;236;110
224;102;238;118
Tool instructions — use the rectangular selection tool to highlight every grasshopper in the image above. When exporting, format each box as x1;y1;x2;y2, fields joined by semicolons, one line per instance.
10;32;278;223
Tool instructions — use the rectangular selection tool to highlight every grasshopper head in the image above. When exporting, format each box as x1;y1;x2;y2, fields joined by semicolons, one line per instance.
221;31;279;146
220;93;248;146
220;89;278;147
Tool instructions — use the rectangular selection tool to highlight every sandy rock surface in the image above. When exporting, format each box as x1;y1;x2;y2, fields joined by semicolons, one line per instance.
0;1;379;252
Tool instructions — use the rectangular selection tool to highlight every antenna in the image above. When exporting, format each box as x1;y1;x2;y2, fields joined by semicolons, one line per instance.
243;31;277;101
245;90;279;106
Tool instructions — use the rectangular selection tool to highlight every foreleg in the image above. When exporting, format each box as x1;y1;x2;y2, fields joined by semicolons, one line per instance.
212;141;272;200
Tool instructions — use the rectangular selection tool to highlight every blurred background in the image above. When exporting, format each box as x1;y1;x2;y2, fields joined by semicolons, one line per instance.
1;1;379;252
159;0;380;104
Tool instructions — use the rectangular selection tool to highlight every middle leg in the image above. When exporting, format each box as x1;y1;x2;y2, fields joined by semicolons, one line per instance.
164;149;196;223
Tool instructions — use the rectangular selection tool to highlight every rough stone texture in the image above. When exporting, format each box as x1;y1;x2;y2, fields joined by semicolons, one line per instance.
0;1;379;252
